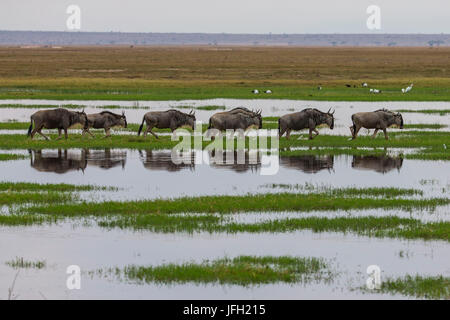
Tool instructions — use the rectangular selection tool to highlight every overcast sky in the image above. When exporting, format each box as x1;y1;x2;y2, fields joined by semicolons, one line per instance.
1;0;449;33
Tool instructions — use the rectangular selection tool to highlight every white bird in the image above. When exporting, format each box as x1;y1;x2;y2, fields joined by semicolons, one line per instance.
370;88;381;94
318;86;322;91
252;89;259;94
401;88;406;93
369;88;374;93
264;90;272;94
405;84;413;93
362;82;368;87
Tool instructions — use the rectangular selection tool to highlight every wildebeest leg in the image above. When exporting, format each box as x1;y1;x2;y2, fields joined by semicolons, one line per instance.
278;127;286;138
150;130;159;139
82;128;95;138
64;128;68;140
383;128;389;140
286;129;292;140
55;129;63;140
372;129;379;139
311;129;319;139
145;126;159;139
352;126;361;140
349;126;355;137
37;128;50;140
103;128;111;138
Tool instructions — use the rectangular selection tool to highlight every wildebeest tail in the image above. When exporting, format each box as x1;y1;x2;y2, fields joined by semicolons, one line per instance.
208;118;212;129
137;116;145;136
278;118;281;136
27;118;33;137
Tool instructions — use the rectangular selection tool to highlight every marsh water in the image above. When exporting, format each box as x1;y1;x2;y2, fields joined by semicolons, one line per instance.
1;149;449;201
0;99;449;299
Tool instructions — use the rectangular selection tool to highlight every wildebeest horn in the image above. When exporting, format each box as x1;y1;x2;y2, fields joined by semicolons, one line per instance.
327;108;331;114
332;109;335;115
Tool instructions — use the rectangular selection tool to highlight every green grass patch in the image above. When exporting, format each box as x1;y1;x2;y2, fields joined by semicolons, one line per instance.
106;256;331;286
1;83;449;102
263;185;423;198
0;154;28;161
5;257;47;270
0;182;114;192
371;275;450;299
0;130;448;153
22;192;449;217
0;191;74;205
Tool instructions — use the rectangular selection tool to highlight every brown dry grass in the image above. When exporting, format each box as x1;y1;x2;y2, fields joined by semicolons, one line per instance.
0;46;448;81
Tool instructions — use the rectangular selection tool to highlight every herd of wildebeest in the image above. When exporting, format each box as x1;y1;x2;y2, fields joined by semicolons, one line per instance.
27;106;404;141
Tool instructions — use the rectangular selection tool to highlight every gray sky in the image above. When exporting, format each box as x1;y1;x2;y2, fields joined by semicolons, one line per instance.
1;0;449;33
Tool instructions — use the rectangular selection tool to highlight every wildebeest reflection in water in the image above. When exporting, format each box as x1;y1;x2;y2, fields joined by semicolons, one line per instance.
29;149;127;173
352;155;403;174
139;150;195;172
84;149;126;170
279;155;334;174
207;150;261;173
29;149;87;174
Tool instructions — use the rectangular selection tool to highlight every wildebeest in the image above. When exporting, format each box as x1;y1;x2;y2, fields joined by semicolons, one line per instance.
278;108;335;140
208;108;262;132
82;111;127;138
27;108;88;140
350;109;403;140
352;155;403;174
137;109;196;138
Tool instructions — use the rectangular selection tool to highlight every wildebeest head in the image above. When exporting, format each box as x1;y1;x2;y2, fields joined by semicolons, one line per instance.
120;111;128;128
324;108;335;129
76;109;89;129
394;112;404;129
185;110;196;129
252;109;263;129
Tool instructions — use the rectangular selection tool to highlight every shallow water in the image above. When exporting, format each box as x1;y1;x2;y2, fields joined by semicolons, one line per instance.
0;99;449;136
0;224;448;299
0;99;449;299
1;149;449;201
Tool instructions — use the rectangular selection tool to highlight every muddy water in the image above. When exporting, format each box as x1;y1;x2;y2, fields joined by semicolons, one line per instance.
0;224;449;299
1;99;449;135
1;149;449;201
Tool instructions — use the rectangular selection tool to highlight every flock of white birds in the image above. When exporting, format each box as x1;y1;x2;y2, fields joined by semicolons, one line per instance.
251;83;414;95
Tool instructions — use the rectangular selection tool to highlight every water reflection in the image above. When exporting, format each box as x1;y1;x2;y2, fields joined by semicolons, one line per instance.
139;150;195;172
29;149;87;174
351;155;403;174
27;149;406;176
207;150;261;173
280;155;334;174
29;149;126;174
85;149;127;170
